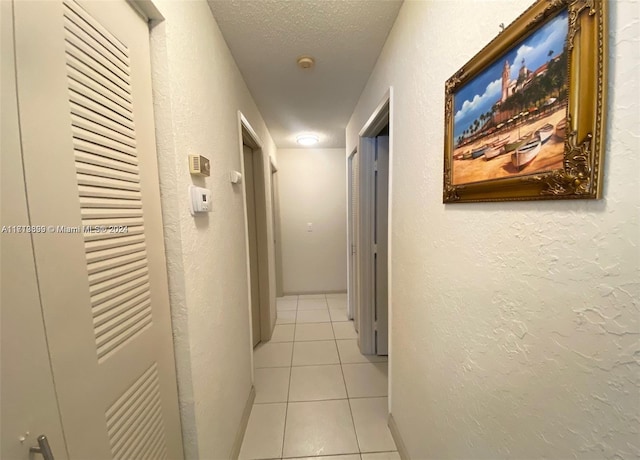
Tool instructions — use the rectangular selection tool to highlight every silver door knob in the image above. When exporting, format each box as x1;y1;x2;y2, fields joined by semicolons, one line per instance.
29;434;54;460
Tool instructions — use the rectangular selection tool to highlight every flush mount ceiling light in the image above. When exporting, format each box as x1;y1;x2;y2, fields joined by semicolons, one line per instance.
296;55;315;70
296;134;319;146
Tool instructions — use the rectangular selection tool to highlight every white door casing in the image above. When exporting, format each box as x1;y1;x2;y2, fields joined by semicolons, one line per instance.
13;0;183;458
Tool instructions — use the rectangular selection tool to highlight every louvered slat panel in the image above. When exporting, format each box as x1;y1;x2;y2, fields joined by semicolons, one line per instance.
78;184;142;201
67;79;133;126
80;197;142;210
71;112;137;149
89;259;147;293
74;138;137;164
96;307;152;360
85;241;146;265
65;0;152;362
84;224;145;242
64;29;130;86
85;233;145;253
63;14;130;76
71;102;135;141
93;293;151;329
75;152;139;179
77;173;141;192
86;250;147;276
90;275;149;309
89;265;148;296
71;119;137;157
105;364;168;460
66;54;133;108
63;0;128;60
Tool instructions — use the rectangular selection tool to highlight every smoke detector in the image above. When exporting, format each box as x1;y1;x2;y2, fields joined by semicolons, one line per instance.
297;56;315;69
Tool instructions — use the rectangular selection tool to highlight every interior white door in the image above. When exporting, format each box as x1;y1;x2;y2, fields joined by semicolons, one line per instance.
13;0;183;458
244;144;262;347
1;2;68;457
348;152;360;327
374;136;389;355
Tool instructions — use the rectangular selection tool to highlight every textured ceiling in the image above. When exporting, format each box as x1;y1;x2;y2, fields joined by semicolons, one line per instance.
207;0;403;148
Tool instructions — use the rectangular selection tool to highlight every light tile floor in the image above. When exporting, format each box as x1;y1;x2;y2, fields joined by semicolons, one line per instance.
240;293;398;460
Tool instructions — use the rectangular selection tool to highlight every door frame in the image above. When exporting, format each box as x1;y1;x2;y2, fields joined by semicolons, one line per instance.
347;148;358;325
238;113;273;349
270;158;284;297
357;93;391;356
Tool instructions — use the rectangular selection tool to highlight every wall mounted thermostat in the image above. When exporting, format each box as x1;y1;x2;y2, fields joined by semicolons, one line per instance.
189;155;211;176
189;185;211;216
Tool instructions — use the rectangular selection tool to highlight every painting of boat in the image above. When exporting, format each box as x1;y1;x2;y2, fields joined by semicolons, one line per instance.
470;145;488;159
504;138;527;154
536;123;554;144
492;136;510;149
484;146;503;160
511;135;541;170
556;118;566;138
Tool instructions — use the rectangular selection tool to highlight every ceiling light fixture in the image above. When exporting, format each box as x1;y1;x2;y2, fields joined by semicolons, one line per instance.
296;56;315;70
296;134;319;146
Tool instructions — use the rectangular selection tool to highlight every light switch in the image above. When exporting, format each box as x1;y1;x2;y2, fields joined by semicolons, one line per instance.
307;222;313;232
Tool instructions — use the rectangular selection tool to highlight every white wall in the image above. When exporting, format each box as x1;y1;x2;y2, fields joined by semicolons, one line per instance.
278;148;348;294
347;1;639;458
149;2;278;458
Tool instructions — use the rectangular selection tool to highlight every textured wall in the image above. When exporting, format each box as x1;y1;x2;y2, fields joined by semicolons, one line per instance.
150;2;278;458
347;1;639;458
277;148;348;294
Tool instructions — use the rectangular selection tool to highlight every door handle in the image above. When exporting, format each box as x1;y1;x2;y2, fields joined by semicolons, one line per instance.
30;434;54;460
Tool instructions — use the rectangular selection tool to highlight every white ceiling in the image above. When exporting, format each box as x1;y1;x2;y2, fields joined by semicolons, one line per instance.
207;0;403;148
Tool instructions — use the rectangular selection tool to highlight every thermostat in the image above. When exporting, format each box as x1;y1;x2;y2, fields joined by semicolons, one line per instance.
189;155;211;176
189;185;211;216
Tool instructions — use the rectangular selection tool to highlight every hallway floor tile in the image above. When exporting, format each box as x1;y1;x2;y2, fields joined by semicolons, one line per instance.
242;294;398;460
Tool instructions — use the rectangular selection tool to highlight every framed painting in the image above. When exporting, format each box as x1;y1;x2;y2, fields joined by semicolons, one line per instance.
443;0;607;203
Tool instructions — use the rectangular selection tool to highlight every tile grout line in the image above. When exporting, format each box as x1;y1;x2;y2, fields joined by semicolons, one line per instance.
279;294;298;459
336;329;363;455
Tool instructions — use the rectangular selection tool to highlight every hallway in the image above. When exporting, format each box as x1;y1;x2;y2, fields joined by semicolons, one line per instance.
239;294;397;460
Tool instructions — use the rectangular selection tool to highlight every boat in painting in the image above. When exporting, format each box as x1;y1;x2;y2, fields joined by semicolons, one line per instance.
536;123;554;144
484;146;502;160
470;145;488;159
484;135;511;160
511;135;541;170
556;118;566;138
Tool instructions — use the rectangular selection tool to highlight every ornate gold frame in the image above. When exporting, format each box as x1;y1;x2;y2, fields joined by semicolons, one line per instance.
443;0;607;203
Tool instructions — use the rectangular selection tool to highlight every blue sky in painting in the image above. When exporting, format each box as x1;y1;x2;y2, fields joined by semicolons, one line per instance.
453;9;568;138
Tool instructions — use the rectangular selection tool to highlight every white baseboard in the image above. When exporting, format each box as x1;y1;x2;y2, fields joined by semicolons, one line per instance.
231;386;256;459
388;413;409;460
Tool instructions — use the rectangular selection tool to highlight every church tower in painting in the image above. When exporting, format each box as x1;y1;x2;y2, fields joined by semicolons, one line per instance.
501;60;510;103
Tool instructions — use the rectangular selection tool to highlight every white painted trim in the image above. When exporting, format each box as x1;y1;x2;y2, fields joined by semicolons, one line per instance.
231;386;256;460
357;88;394;408
238;111;274;357
237;111;255;383
359;89;391;137
387;86;394;413
240;113;263;149
127;0;163;23
388;413;409;460
346;148;357;321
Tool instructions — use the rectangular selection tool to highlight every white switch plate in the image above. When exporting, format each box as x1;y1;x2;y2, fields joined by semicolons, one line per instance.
307;222;313;232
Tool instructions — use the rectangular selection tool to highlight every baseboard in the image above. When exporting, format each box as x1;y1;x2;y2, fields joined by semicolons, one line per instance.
388;413;409;460
231;386;256;459
283;290;347;296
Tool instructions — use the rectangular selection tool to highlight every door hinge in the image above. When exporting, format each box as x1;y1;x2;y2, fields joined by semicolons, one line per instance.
373;244;377;254
374;160;378;172
351;244;357;255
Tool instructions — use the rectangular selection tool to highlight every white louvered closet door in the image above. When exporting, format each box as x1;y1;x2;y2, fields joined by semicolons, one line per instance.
13;1;183;458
